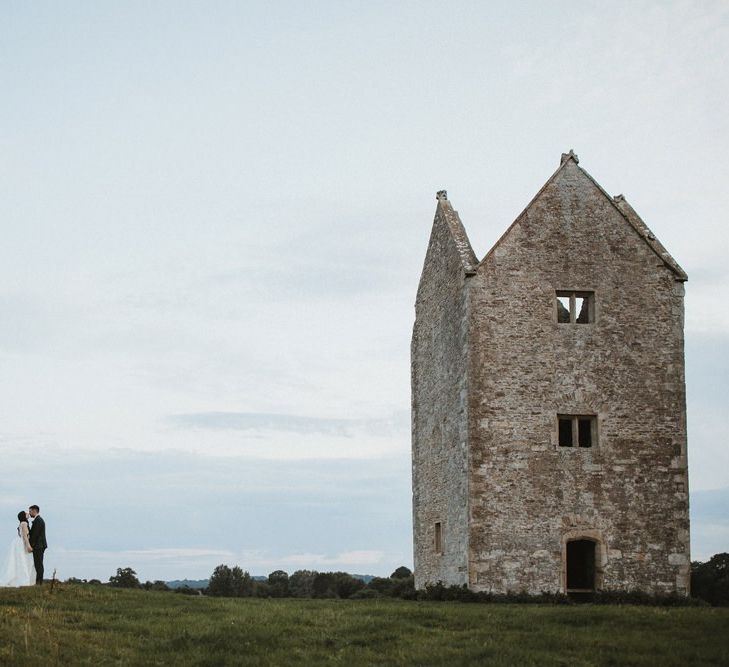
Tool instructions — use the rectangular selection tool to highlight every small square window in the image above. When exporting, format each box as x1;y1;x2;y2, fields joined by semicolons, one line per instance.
558;415;597;448
556;291;594;324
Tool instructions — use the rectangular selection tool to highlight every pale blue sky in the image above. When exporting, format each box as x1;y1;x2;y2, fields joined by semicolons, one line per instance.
1;1;728;581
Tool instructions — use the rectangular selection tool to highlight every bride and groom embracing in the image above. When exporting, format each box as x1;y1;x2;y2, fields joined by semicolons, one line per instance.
0;505;47;587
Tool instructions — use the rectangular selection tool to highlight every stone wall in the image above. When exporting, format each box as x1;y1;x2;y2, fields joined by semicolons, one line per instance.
465;158;689;594
411;198;472;588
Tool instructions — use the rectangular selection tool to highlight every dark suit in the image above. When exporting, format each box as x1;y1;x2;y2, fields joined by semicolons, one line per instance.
29;515;47;585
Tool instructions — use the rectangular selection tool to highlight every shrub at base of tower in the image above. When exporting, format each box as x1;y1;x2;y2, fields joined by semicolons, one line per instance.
691;553;729;606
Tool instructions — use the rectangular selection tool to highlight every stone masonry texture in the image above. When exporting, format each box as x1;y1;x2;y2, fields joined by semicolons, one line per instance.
411;153;690;595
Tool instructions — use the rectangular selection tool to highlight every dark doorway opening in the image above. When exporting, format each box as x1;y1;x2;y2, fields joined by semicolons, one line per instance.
566;539;596;597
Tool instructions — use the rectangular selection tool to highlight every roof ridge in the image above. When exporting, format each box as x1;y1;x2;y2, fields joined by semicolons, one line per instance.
475;151;687;282
610;194;688;281
477;151;578;269
568;163;688;281
434;191;478;274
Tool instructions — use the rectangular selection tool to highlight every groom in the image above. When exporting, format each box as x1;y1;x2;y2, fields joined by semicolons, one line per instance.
28;505;47;585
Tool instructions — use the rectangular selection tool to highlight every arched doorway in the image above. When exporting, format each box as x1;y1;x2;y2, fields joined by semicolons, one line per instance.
566;539;596;593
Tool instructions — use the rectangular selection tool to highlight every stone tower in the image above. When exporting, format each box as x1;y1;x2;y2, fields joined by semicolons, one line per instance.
411;152;690;595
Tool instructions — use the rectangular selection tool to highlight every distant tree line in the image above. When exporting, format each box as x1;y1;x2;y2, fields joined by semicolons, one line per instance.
63;553;729;606
205;564;415;599
66;565;416;599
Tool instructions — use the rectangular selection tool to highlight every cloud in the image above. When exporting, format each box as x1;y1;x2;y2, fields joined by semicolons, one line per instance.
205;261;397;302
690;487;729;522
685;270;729;336
319;550;386;567
58;547;234;561
166;411;408;438
232;549;387;570
690;487;729;561
0;292;69;353
691;523;729;563
0;447;413;581
46;546;391;582
686;333;729;490
48;547;237;581
0;494;26;508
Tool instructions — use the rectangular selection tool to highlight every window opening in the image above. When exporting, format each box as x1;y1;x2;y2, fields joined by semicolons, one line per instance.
578;418;593;447
556;291;594;324
558;418;573;447
557;295;571;323
558;415;596;448
434;522;443;554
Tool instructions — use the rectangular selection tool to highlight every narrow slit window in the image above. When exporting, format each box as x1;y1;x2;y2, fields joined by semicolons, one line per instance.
556;291;594;324
558;415;597;448
434;522;443;554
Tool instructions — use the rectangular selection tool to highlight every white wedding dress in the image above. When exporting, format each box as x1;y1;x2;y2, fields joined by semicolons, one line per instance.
0;523;36;587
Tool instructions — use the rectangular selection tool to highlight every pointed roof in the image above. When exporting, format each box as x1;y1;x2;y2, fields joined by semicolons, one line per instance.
434;190;478;275
478;151;688;281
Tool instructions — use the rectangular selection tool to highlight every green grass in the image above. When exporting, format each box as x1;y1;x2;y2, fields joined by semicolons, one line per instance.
1;586;728;666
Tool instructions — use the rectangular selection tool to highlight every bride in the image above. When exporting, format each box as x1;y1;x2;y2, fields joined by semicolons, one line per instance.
0;511;37;587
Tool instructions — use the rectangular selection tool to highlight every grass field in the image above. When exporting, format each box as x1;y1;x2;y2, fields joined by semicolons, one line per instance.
1;585;728;666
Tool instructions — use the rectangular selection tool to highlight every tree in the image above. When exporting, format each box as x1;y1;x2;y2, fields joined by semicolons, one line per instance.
332;572;365;599
312;572;336;598
254;580;271;597
312;572;364;599
392;574;416;599
207;564;234;596
390;566;412;579
143;580;170;592
109;567;141;588
230;566;254;597
208;564;255;597
289;570;317;598
368;576;394;596
267;570;289;597
692;553;729;606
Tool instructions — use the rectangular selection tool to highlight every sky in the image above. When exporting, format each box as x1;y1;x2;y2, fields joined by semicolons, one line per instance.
1;1;728;582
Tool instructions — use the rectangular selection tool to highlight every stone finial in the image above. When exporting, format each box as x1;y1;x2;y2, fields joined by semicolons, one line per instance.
436;190;448;201
613;194;625;202
560;149;579;165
